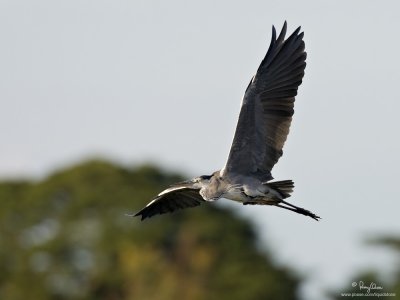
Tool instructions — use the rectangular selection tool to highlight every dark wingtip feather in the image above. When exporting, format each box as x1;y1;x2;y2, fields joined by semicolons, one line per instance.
125;211;144;218
137;209;154;221
135;211;145;220
292;26;301;38
135;211;146;220
126;207;150;221
276;22;287;43
271;25;277;41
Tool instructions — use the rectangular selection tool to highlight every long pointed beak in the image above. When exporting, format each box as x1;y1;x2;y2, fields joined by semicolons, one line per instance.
169;179;194;188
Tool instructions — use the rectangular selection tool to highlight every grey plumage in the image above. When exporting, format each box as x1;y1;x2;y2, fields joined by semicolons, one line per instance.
223;21;306;181
132;22;320;221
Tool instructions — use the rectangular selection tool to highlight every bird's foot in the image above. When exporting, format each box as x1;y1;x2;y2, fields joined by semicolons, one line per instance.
275;200;321;221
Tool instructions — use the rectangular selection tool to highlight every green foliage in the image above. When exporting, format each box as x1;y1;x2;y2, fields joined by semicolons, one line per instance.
330;236;400;299
366;236;400;297
0;159;300;299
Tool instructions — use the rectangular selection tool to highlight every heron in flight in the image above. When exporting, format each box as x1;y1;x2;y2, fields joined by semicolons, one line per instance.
133;22;320;221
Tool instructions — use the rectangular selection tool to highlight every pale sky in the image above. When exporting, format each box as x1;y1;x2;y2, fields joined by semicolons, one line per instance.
1;1;400;299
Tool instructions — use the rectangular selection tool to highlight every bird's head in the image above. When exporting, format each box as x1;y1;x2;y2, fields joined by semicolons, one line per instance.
197;172;224;200
192;174;213;188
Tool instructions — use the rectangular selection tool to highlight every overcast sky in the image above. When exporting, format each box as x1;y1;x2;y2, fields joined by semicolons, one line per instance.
1;1;400;299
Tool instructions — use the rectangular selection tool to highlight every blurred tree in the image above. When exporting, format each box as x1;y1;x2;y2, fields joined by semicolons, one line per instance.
366;237;400;297
330;236;400;299
0;160;301;300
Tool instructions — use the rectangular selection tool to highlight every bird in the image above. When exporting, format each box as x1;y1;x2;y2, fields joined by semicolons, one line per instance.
132;22;320;221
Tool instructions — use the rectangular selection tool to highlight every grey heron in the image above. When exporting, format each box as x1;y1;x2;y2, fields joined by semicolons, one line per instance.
133;22;320;221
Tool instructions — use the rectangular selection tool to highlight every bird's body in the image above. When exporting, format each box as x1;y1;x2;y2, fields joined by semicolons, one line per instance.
199;171;277;202
132;22;320;221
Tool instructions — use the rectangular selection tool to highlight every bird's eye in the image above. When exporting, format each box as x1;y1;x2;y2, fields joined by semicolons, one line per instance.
199;175;212;181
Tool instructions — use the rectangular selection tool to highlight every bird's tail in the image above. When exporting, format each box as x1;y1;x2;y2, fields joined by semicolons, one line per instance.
265;180;294;199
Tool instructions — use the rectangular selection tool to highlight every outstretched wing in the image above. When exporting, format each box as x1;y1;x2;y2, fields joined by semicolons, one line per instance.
222;22;306;181
133;187;205;221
